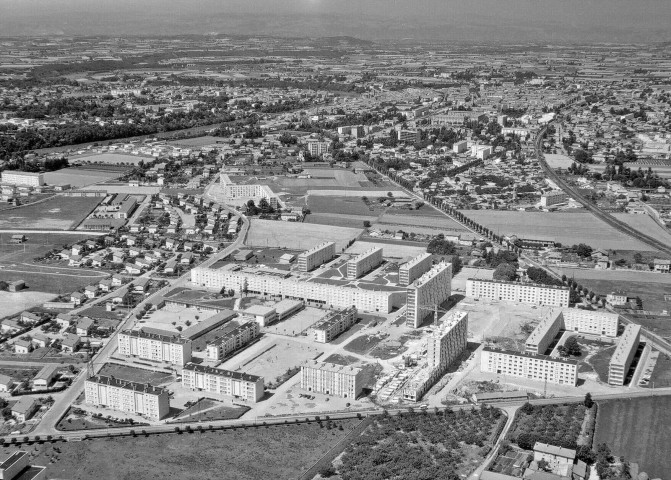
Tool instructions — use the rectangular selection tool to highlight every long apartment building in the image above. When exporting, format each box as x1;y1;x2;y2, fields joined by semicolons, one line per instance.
0;171;44;187
399;252;433;287
297;242;336;272
206;320;260;361
312;307;357;343
406;262;452;328
300;360;363;398
192;265;404;313
219;173;279;207
182;363;264;403
526;308;619;355
608;324;641;386
118;329;192;366
481;347;578;386
85;375;170;420
402;310;469;402
346;247;383;279
466;278;570;307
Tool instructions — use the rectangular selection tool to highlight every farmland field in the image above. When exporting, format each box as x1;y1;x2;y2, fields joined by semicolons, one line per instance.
11;419;361;480
246;219;362;251
611;213;671;246
0;291;57;318
461;210;651;250
43;167;123;187
595;396;671;477
304;212;377;229
377;213;467;231
0;196;102;230
307;195;378;216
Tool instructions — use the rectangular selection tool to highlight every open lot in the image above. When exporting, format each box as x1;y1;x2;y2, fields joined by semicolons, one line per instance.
307;195;379;216
544;153;574;169
263;306;325;337
304;212;377;229
377;212;467;231
595;396;671;478
0;196;102;230
13;418;361;480
611;212;671;246
461;210;651;251
0;268;107;295
246;219;362;251
44;167;123;187
0;291;56;318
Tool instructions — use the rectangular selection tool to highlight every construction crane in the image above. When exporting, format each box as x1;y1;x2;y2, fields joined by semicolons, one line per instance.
417;303;453;327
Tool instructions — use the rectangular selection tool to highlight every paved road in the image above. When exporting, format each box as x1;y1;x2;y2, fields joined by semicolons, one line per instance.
468;405;519;480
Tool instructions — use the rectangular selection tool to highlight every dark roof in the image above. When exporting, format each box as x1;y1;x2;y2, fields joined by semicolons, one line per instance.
87;375;166;395
121;328;189;344
183;363;262;383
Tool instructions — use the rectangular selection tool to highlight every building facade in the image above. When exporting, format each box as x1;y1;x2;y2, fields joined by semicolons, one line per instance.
0;171;44;187
85;375;170;420
346;247;383;279
466;279;570;307
297;242;336;272
300;360;363;398
481;347;578;386
312;307;357;343
608;324;641;386
206;320;259;361
182;363;264;402
540;190;569;207
399;252;433;287
118;329;192;366
406;263;452;328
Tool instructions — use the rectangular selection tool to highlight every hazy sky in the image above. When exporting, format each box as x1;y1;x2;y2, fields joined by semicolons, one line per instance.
1;0;670;43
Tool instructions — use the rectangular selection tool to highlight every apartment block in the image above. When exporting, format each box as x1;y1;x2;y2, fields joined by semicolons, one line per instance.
0;171;44;187
218;174;279;208
206;320;260;361
346;247;383;279
118;329;192;366
399;252;433;286
192;265;404;313
525;312;564;355
541;190;569;207
466;279;569;307
608;324;641;386
406;262;452;328
300;360;363;398
481;347;578;386
85;375;170;420
306;140;331;157
182;363;264;403
297;241;336;272
312;307;357;343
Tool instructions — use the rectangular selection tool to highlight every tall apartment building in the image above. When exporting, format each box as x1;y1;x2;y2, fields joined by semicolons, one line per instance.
192;265;403;313
399;252;433;287
297;242;336;272
466;279;570;307
406;262;452;328
306;140;331;157
608;324;641;386
206;320;259;361
397;129;420;143
312;307;357;343
218;174;279;208
540;190;569;207
481;347;578;386
427;310;469;369
337;125;365;138
0;171;44;187
300;360;363;398
452;140;468;153
346;247;383;279
118;329;192;366
182;363;264;403
526;308;619;355
85;375;170;420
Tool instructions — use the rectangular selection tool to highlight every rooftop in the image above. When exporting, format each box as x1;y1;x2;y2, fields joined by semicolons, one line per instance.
534;441;576;459
183;363;262;382
87;375;166;395
483;346;578;365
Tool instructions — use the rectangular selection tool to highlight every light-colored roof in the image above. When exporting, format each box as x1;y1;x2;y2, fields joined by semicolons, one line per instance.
533;441;576;459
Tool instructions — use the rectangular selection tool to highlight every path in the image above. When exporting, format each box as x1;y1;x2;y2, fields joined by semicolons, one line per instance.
468;405;519;480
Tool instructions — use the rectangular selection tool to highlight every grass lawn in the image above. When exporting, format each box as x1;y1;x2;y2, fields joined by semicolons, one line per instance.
19;419;361;480
586;344;616;383
343;333;387;355
323;353;360;366
173;400;250;423
98;364;174;386
595;397;671;478
0;366;40;382
307;195;377;216
0;196;102;230
645;351;671;388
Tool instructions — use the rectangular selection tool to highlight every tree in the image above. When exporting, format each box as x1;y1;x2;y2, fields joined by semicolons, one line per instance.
633;252;644;264
363;220;371;228
584;392;594;409
516;432;538;450
493;262;517;281
537;459;551;472
559;336;582;357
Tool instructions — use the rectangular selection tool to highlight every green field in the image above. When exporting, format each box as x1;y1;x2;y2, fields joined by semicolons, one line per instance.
246;219;361;251
0;196;102;230
595;397;671;477
307;195;379;216
18;419;360;480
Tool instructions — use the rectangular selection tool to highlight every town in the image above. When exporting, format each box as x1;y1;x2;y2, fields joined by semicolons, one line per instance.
0;32;669;480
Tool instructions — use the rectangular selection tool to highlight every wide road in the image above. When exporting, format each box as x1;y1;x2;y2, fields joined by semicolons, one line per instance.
535;126;671;257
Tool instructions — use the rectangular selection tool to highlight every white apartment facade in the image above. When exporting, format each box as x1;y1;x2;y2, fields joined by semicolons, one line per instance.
399;252;433;287
406;262;452;328
0;171;44;187
541;190;569;207
192;266;404;313
206;320;259;361
346;247;383;279
312;307;357;343
300;360;363;398
118;329;192;366
297;242;336;272
218;174;279;208
85;375;170;420
466;279;570;307
182;363;264;402
608;324;641;386
307;140;331;157
481;347;578;386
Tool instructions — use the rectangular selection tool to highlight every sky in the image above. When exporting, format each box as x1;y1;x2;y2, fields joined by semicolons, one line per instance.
1;0;670;43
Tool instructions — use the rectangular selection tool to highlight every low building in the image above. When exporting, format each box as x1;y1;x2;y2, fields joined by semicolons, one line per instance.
533;442;576;471
182;363;264;403
653;258;671;273
274;299;304;320
33;365;59;389
75;317;95;336
0;374;14;392
13;340;31;354
244;305;278;327
7;280;25;292
312;307;357;343
300;360;363;398
85;375;170;420
60;333;81;353
11;397;38;422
